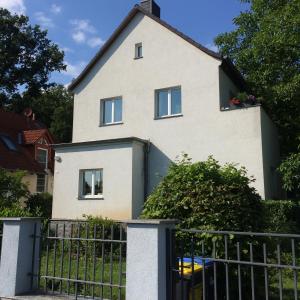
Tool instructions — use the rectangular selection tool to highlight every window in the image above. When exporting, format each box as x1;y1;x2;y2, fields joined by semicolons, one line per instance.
36;148;48;169
135;43;143;59
0;134;17;151
101;97;122;125
155;87;182;118
79;169;103;199
36;174;46;193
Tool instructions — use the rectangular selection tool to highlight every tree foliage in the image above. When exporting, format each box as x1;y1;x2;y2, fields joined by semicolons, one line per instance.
215;0;300;155
278;150;300;196
142;155;262;231
0;168;29;208
0;8;65;105
10;85;73;142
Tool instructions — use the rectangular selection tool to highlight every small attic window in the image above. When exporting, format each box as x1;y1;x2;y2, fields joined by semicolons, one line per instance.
135;43;143;59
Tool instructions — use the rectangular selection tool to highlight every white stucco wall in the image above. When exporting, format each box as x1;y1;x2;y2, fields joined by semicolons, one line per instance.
52;140;145;219
68;12;279;200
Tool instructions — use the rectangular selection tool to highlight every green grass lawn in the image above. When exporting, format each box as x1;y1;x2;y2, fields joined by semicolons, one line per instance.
39;246;126;300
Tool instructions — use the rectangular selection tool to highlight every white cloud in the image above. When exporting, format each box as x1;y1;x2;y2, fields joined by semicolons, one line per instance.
63;61;86;78
87;37;105;48
0;0;26;14
35;12;54;28
70;19;105;48
51;4;61;14
205;43;219;53
70;19;96;34
61;47;73;53
72;31;86;43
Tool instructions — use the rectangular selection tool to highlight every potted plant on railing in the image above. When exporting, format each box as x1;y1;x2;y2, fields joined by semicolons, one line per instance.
229;92;260;108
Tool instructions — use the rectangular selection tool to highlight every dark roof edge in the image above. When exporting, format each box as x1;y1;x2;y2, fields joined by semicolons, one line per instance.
68;5;225;92
220;58;248;91
53;137;148;150
68;5;246;92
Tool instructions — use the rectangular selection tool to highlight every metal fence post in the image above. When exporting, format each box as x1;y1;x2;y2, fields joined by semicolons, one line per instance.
0;217;42;297
125;219;177;300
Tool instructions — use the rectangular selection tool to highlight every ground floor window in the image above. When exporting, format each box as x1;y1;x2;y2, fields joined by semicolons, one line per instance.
36;174;46;193
79;169;103;199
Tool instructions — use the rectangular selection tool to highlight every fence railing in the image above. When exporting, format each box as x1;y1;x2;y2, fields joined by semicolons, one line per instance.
168;229;300;300
38;220;127;300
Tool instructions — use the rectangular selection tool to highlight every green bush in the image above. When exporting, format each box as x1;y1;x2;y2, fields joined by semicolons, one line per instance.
26;192;52;218
142;155;262;231
262;200;300;233
278;151;300;198
0;203;32;217
0;168;29;207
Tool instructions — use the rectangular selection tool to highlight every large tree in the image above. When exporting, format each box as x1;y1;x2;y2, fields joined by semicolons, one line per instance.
0;8;65;105
215;0;300;156
11;85;74;143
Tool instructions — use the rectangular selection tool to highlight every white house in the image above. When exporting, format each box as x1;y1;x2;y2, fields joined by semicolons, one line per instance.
52;0;280;220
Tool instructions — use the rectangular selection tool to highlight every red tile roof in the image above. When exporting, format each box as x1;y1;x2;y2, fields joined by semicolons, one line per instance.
0;110;54;173
23;129;47;144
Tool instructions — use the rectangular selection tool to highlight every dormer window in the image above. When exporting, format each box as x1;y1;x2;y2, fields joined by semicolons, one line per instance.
135;43;143;59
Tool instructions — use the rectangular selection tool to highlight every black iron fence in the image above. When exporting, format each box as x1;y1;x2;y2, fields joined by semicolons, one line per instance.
168;229;300;300
38;220;127;300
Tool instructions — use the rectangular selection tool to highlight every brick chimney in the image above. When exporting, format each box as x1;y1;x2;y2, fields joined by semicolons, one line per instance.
140;0;160;18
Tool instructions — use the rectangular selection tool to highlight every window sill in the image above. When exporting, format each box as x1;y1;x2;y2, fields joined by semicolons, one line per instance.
154;114;183;120
134;56;143;60
99;122;123;127
78;196;104;200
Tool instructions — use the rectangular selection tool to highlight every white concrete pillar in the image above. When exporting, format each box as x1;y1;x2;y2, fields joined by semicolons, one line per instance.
125;219;177;300
0;218;41;297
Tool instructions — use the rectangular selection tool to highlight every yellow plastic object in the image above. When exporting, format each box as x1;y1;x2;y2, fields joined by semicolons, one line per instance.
189;283;202;300
178;261;203;275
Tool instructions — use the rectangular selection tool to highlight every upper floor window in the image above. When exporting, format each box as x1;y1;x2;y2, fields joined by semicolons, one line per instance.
101;97;123;125
0;134;17;151
135;43;143;59
36;148;48;169
155;87;182;118
79;169;103;199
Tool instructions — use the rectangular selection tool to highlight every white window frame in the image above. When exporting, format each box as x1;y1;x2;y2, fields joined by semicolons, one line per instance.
36;148;48;170
101;97;123;125
79;169;103;199
155;86;182;118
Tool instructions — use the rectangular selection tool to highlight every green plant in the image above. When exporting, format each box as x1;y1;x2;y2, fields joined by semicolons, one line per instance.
262;200;300;233
278;151;300;197
26;192;52;218
0;203;32;217
0;168;29;208
142;155;262;232
236;92;248;103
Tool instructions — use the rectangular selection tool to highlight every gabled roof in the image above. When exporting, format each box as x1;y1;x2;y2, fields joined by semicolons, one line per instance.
68;5;246;91
0;110;54;173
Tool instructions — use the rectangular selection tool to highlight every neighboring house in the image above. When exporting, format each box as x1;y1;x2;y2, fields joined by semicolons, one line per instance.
52;0;281;220
0;109;55;194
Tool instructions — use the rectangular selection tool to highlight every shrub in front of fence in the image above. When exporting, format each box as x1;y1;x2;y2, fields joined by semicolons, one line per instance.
142;155;262;232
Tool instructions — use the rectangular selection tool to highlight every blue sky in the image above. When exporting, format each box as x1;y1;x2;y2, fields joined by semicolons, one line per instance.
0;0;249;86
